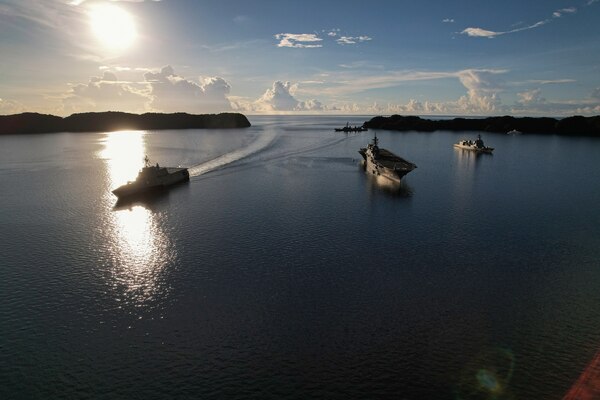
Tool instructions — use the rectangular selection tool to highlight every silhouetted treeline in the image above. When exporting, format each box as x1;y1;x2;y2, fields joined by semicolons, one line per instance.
364;115;600;136
0;111;251;135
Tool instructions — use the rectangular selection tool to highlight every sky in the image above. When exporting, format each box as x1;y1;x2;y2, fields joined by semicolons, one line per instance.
1;0;599;116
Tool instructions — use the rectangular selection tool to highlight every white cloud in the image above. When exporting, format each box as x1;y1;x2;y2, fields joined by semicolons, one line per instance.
275;31;371;47
462;5;582;39
62;71;150;113
299;99;324;111
553;7;576;18
275;33;322;48
62;66;233;114
461;20;548;38
336;36;372;45
235;81;323;112
443;18;455;23
144;65;232;113
461;27;499;38
455;69;505;112
527;79;576;85
385;99;446;114
255;81;299;111
304;68;506;98
0;98;25;114
322;68;506;115
340;103;361;113
511;96;600;116
517;88;546;105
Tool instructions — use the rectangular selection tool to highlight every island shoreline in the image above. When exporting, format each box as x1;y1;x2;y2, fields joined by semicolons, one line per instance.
0;111;251;135
363;115;600;137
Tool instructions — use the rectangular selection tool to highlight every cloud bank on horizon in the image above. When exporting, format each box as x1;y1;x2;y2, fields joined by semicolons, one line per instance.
0;0;599;116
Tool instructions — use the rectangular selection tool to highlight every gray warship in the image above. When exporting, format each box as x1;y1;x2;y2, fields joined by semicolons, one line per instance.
359;133;417;182
453;134;494;153
112;156;190;199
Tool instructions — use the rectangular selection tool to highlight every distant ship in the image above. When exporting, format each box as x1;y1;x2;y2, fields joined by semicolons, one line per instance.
335;122;368;132
453;134;494;153
359;133;417;182
112;156;190;199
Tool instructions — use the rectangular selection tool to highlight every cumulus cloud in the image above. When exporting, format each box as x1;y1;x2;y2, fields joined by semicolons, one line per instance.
143;65;232;113
455;69;505;112
0;98;25;114
275;33;323;48
517;88;546;105
234;81;323;112
336;36;372;45
334;69;507;115
442;18;455;23
62;66;232;114
62;71;149;113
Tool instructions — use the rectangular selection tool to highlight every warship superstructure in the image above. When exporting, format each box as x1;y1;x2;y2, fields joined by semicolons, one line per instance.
112;156;189;199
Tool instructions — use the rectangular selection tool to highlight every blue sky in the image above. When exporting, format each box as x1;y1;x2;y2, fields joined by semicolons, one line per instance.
1;0;599;116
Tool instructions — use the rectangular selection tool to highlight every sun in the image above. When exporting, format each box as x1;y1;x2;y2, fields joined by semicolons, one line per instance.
89;4;137;50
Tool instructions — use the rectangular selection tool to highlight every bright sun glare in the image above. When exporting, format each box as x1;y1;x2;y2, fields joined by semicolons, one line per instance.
89;4;137;50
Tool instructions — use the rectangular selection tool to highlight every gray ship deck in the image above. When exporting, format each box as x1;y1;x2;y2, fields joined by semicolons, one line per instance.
360;147;416;171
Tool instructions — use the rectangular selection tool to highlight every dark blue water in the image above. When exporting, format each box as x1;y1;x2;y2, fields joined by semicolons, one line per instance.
1;115;600;399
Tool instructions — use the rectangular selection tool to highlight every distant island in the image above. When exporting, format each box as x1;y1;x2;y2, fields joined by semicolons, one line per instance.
0;111;251;135
364;115;600;137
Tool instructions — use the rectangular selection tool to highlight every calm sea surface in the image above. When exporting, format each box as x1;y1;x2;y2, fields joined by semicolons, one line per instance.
1;115;600;399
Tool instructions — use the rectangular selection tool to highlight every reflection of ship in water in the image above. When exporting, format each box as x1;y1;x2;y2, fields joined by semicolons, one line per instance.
112;156;189;199
362;164;414;197
113;187;175;211
454;134;494;154
359;132;417;183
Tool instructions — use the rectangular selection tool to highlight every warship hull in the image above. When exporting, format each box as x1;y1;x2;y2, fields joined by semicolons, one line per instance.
359;147;416;183
112;167;189;198
453;143;494;153
453;134;494;154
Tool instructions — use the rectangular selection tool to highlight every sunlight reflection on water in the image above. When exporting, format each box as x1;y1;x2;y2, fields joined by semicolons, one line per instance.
99;130;145;190
98;130;175;306
109;205;175;305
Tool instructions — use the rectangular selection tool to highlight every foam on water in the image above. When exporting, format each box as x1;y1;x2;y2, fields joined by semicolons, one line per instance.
187;129;278;177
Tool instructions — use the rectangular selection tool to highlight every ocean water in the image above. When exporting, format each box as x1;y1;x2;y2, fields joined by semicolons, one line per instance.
1;115;600;399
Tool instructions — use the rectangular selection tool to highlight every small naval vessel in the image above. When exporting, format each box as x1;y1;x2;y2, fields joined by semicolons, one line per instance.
453;134;494;153
335;122;368;133
359;132;417;182
112;156;190;199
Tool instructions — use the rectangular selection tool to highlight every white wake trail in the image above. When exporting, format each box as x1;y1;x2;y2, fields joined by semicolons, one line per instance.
187;130;278;177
